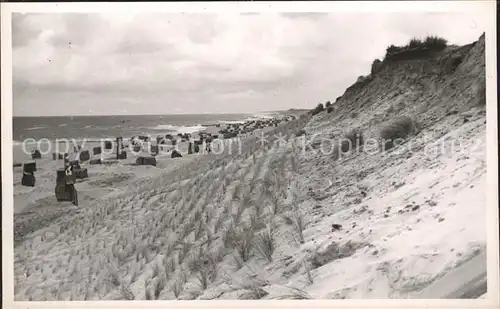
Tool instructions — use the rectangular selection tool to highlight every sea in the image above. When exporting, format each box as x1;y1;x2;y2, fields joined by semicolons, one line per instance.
13;113;278;145
12;113;281;163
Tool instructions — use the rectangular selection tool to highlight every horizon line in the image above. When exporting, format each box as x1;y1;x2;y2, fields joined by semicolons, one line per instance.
12;108;310;118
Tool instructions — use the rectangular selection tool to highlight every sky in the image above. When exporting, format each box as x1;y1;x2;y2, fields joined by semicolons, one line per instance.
12;11;488;116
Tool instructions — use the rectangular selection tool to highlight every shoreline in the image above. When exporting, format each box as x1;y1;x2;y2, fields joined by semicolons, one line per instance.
12;113;298;153
12;112;300;219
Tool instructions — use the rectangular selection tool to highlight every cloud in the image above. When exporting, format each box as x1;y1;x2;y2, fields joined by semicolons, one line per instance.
12;11;488;116
12;14;43;48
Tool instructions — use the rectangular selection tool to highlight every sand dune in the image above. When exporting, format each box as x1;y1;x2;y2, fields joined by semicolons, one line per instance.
13;34;488;300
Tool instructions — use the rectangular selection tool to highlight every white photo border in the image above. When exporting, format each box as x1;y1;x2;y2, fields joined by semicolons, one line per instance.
1;1;498;309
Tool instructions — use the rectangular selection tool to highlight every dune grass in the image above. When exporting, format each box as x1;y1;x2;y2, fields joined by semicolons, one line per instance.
14;116;319;301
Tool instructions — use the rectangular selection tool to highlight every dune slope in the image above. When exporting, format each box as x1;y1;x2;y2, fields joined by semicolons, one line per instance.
13;34;486;300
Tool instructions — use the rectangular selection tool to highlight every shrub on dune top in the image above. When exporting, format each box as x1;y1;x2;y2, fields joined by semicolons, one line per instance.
424;35;448;50
371;59;383;75
408;38;423;48
384;35;448;61
311;103;325;116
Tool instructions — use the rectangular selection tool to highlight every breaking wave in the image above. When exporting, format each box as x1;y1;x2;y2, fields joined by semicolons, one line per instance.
151;124;207;134
24;126;46;131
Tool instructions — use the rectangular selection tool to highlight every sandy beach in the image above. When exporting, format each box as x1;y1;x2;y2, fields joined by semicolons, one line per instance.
12;116;292;244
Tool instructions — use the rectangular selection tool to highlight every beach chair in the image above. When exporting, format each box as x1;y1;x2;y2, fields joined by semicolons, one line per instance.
31;149;42;159
133;145;142;153
116;137;125;159
55;168;78;205
74;168;88;179
69;161;88;179
79;150;90;162
23;162;37;174
52;152;64;160
21;172;35;187
150;145;159;156
171;150;182;158
130;136;138;145
136;156;156;166
117;150;127;160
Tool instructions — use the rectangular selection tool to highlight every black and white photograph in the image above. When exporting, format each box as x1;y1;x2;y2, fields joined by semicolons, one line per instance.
1;1;498;306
